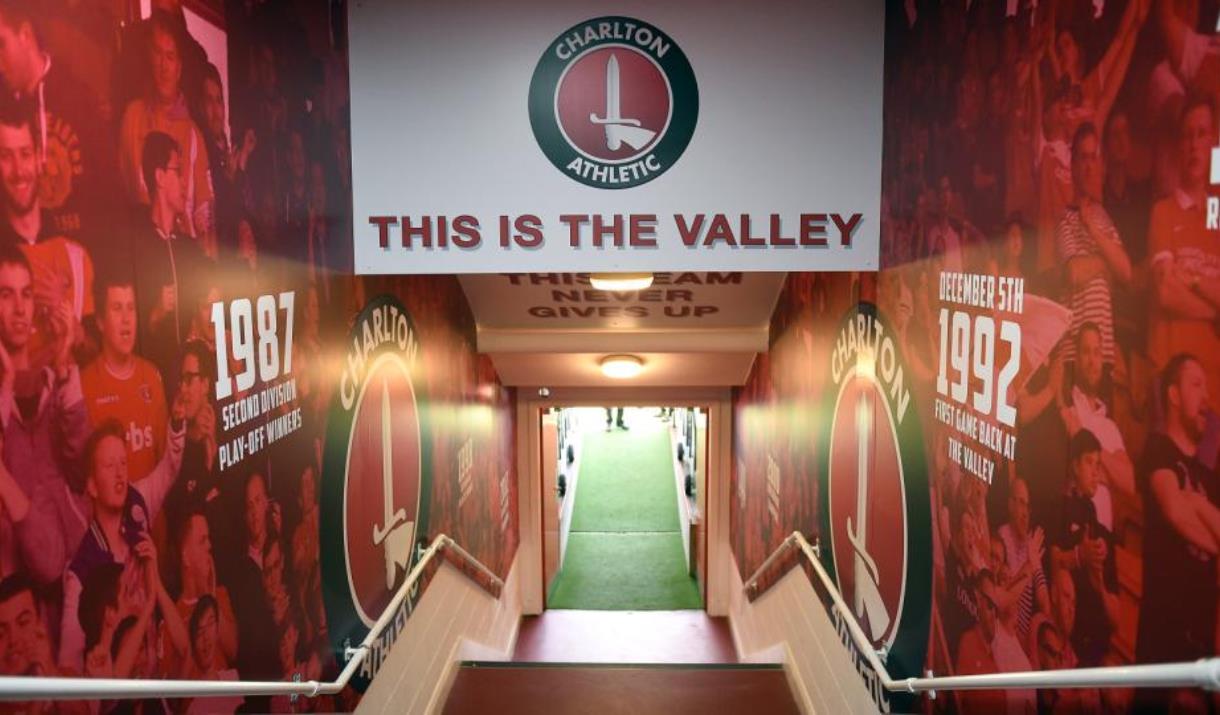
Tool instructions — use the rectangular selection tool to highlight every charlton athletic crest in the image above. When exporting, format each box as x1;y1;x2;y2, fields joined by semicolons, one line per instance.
528;16;698;189
321;295;429;690
818;303;930;713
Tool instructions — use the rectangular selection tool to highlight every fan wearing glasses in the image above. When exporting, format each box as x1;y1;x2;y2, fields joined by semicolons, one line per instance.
163;339;218;530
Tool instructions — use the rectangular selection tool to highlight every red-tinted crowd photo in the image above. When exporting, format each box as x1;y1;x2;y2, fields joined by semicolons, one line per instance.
882;0;1219;712
0;1;353;712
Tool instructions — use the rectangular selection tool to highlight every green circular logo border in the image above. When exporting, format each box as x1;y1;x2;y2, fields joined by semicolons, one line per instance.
320;295;433;692
816;302;931;712
528;15;699;189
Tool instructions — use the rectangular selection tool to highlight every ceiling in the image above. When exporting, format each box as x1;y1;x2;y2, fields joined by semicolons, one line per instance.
459;272;786;387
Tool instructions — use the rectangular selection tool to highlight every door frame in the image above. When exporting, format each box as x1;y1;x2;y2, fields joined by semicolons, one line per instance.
515;386;733;616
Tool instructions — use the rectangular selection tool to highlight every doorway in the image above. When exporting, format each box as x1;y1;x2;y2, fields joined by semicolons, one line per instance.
541;406;708;611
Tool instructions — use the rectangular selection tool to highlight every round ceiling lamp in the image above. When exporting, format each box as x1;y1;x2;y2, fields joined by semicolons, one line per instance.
600;354;644;379
589;272;654;291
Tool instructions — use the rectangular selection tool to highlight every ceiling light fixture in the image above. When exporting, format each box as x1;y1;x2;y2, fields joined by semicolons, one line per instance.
590;272;653;292
600;354;644;379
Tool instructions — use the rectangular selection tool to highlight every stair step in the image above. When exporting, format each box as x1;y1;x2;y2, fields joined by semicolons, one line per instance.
443;663;799;714
462;660;784;670
512;610;738;664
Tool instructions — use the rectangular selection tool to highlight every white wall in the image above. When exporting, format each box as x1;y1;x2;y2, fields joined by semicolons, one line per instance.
556;415;585;568
356;556;522;714
727;554;880;715
671;422;692;567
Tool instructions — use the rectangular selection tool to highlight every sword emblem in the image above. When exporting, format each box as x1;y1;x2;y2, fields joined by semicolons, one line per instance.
589;53;658;152
371;379;413;590
846;392;891;642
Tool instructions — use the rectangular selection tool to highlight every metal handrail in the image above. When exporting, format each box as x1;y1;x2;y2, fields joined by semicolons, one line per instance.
744;531;1220;697
0;534;504;701
441;537;505;599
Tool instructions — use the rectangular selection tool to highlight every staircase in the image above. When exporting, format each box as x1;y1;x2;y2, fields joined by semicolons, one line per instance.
441;662;800;714
438;610;798;714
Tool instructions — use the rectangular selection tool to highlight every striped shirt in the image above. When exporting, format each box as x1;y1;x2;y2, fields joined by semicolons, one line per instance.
1055;204;1119;364
999;523;1047;642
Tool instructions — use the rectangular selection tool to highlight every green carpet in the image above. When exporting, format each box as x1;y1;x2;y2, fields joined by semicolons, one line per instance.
549;421;700;610
548;533;701;610
569;426;680;533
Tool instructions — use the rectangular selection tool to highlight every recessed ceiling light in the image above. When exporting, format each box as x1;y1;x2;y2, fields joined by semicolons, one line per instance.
590;272;653;291
600;354;644;379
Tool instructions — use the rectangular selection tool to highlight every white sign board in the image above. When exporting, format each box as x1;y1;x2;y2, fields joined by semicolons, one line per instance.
348;0;884;274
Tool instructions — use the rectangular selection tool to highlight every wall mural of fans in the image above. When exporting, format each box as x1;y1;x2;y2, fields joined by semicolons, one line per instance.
734;1;1219;712
0;2;518;713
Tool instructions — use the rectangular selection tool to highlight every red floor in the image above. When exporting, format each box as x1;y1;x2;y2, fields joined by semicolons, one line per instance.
443;665;800;715
512;610;738;664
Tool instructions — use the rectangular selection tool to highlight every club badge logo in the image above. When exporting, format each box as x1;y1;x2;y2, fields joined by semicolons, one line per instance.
818;303;930;712
528;16;698;189
321;295;429;690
